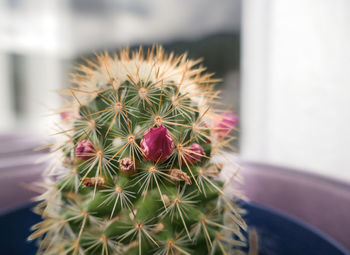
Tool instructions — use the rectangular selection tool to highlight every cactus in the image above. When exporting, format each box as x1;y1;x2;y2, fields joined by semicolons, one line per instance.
29;46;246;255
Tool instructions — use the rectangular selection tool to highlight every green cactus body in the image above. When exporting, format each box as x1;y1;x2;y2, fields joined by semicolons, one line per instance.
30;47;246;254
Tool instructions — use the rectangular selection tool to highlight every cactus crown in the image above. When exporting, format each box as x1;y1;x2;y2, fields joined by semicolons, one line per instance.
30;46;245;255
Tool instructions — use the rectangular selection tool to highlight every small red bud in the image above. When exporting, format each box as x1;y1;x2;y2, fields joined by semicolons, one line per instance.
60;110;80;122
183;143;205;165
75;140;95;160
214;112;238;139
119;157;136;176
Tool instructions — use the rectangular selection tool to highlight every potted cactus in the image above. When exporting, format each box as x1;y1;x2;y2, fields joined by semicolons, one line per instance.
29;46;246;254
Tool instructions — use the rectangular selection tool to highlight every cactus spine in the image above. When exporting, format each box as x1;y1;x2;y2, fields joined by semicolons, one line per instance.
30;46;246;254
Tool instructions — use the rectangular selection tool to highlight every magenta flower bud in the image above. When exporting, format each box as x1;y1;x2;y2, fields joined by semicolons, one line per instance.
183;143;205;165
141;125;174;162
214;112;238;139
75;140;95;160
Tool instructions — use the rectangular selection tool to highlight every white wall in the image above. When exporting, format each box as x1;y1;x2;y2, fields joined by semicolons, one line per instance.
241;0;350;182
20;56;63;133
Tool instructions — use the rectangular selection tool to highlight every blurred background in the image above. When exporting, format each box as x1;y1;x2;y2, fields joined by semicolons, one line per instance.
0;0;350;251
0;0;240;131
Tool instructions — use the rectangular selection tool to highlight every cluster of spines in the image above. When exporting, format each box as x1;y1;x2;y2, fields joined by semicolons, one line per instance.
29;46;245;255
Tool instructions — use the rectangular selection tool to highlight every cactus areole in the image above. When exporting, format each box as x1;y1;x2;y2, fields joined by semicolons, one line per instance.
30;47;246;255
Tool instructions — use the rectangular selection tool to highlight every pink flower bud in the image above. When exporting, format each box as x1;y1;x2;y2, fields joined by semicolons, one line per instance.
75;140;95;160
60;110;80;122
214;112;238;139
141;125;174;162
183;143;205;165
